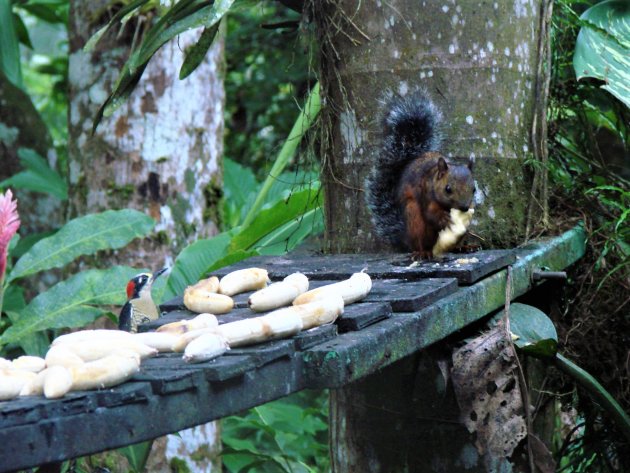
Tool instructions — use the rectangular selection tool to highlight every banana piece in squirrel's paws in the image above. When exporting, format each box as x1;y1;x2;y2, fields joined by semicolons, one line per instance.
433;208;474;257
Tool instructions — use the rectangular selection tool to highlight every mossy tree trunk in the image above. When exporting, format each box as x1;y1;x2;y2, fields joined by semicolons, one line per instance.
317;0;549;253
314;0;551;471
68;1;224;470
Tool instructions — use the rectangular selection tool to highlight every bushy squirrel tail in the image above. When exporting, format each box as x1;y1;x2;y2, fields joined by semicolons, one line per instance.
365;91;443;249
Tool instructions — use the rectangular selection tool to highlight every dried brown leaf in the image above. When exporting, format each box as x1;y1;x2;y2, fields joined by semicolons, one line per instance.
530;434;556;473
451;324;526;459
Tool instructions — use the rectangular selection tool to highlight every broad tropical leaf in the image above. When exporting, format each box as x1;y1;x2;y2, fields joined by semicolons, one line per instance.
240;83;321;228
163;230;235;300
230;186;322;251
0;266;139;347
504;303;558;359
257;207;323;255
574;0;630;108
0;148;68;200
7;209;154;282
0;0;22;87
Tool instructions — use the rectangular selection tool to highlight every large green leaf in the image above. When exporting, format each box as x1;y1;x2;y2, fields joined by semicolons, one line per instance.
0;0;22;87
240;83;321;228
573;0;630;108
163;230;235;300
230;186;322;251
223;158;259;227
0;266;139;347
0;148;68;200
257;207;323;256
7;210;154;283
503;303;558;359
4;310;49;356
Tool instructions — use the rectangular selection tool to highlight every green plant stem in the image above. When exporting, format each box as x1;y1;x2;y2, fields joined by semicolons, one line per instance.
240;82;321;229
554;353;630;444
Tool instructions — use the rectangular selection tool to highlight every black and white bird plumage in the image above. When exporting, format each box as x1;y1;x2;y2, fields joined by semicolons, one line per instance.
118;268;167;333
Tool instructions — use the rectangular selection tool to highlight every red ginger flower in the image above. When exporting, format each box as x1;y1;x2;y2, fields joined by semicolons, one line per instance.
0;189;20;284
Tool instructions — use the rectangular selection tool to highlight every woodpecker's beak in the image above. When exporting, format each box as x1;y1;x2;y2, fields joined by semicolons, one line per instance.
152;267;169;282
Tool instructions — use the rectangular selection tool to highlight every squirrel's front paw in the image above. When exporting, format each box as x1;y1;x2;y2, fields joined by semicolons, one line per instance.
411;250;433;261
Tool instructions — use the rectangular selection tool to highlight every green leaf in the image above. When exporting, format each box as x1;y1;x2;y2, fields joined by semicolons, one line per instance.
504;303;559;358
94;0;236;129
257;207;323;256
179;20;222;79
0;266;139;347
231;186;322;251
12;12;32;48
130;0;235;71
118;440;153;473
223;158;259;227
7;210;154;283
573;0;630;108
2;284;25;312
4;311;49;356
207;248;259;273
19;3;64;23
555;353;630;444
163;230;234;300
0;148;68;200
0;0;23;87
240;83;321;228
83;0;150;52
10;230;56;260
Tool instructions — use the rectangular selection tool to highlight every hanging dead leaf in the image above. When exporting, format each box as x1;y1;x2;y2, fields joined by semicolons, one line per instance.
451;324;527;460
530;434;556;473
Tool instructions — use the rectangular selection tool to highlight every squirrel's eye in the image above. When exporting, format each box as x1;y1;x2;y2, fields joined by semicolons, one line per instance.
445;185;452;194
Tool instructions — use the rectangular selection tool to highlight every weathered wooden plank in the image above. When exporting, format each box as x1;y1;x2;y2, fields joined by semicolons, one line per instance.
294;325;338;351
301;227;588;388
0;355;304;472
307;278;458;312
213;250;514;284
94;382;153;409
227;339;295;368
337;302;392;332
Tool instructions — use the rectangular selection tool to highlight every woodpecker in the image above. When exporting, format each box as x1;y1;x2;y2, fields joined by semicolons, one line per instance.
118;268;168;333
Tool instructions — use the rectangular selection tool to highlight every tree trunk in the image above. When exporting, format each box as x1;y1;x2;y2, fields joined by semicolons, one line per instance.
316;0;547;253
314;1;551;471
68;1;224;266
68;1;224;469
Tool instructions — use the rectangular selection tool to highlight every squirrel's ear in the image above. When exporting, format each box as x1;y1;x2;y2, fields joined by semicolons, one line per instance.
437;157;448;175
468;157;475;171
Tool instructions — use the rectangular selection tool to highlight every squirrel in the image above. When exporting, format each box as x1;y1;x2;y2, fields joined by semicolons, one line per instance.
366;91;475;259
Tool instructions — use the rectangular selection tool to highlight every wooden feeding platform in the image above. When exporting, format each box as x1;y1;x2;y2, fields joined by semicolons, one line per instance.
0;227;586;472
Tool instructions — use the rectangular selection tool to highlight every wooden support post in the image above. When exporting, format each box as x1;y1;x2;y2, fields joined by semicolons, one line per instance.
330;349;484;472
